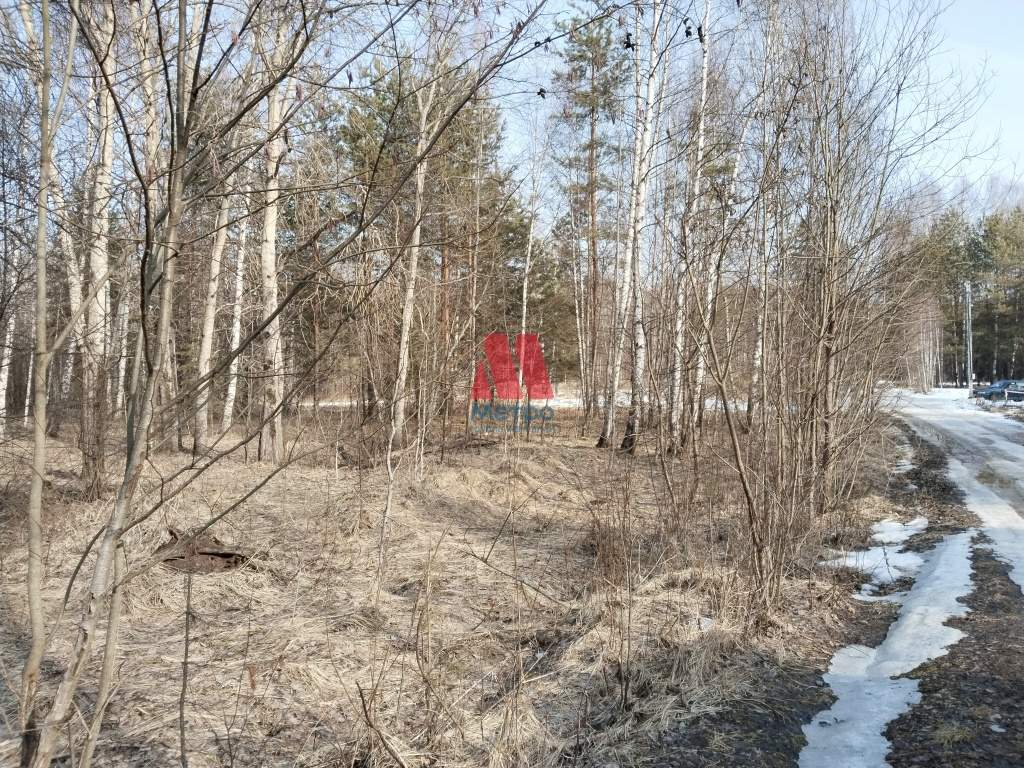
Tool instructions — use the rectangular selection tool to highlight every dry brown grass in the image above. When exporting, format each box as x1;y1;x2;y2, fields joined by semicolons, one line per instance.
0;418;895;767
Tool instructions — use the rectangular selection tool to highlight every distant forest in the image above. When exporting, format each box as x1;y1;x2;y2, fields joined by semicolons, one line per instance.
927;207;1024;385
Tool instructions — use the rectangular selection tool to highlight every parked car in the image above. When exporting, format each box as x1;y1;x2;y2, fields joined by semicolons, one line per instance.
972;380;1024;400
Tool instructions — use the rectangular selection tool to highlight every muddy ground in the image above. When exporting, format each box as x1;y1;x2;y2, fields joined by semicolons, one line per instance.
885;418;1024;768
629;421;1020;767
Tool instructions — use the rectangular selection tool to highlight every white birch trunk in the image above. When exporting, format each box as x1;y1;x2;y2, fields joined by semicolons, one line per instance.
599;2;662;448
670;0;711;447
23;314;33;423
516;200;537;431
49;182;83;403
112;295;128;415
221;207;248;434
567;206;589;421
0;320;11;438
391;80;437;445
622;6;666;451
80;3;115;486
260;63;289;463
194;188;233;451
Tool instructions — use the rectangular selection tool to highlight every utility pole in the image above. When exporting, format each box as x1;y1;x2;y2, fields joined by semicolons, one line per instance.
964;279;973;395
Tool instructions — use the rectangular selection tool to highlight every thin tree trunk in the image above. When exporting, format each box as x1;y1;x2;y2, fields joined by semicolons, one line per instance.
78;543;124;768
568;205;589;432
260;70;288;464
669;0;711;447
392;80;437;445
195;186;233;452
586;99;599;422
621;6;664;452
81;2;115;495
112;291;129;416
221;208;248;434
684;0;716;448
517;199;537;432
19;0;51;731
465;119;483;433
22;321;34;424
26;0;189;756
52;184;83;413
0;322;12;439
598;2;662;448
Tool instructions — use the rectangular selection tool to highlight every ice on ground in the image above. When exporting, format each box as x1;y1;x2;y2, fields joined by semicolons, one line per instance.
822;517;928;592
800;529;975;768
947;457;1024;591
900;387;1024;594
871;517;928;545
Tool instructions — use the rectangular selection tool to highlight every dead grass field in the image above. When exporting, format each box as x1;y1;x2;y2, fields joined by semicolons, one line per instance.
0;422;905;767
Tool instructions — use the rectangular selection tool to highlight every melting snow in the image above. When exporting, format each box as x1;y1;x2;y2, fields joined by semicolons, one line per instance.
801;529;975;768
822;517;928;596
901;387;1024;593
947;457;1024;591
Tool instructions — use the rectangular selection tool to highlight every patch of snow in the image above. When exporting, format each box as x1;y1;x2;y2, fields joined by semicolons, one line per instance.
871;517;928;545
900;388;1024;594
822;517;928;590
947;457;1024;592
298;399;360;408
700;397;749;412
800;529;976;768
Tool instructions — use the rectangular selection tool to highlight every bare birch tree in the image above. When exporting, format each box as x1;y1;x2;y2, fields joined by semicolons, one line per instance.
598;1;663;449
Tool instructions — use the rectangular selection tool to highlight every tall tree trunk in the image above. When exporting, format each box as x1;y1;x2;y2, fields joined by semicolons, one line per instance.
19;0;51;730
465;119;483;433
684;0;717;449
0;322;12;439
260;73;288;464
221;207;248;434
392;80;436;445
517;199;537;432
26;0;189;757
81;2;115;496
586;100;599;422
22;318;34;423
111;288;129;416
621;6;664;452
669;0;711;448
568;205;589;432
52;185;83;417
195;186;233;452
598;2;662;448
